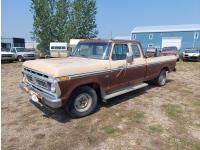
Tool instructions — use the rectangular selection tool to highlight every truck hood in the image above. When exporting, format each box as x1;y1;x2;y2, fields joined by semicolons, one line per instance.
22;57;109;77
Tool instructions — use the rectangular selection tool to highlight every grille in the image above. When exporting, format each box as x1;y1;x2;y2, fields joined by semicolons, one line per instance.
24;68;48;78
27;54;35;57
2;54;12;57
24;68;51;91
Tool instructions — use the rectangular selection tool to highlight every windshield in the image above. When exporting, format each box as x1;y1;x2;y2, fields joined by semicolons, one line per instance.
72;42;111;59
185;49;199;53
16;47;29;52
162;47;177;51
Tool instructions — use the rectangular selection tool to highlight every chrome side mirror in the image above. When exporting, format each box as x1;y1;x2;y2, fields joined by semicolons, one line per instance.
126;52;134;63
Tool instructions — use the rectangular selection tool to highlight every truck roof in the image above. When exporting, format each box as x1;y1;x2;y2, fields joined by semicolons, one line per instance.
80;39;140;44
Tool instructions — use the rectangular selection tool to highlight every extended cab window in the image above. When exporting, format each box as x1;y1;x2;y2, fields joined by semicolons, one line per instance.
131;45;141;58
112;44;129;60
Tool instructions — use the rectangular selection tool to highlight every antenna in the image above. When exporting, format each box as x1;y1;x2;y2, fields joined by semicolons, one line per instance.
110;31;112;39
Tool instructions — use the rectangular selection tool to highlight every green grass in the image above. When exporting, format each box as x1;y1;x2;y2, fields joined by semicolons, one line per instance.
128;110;145;124
162;104;183;120
101;125;115;134
148;124;163;133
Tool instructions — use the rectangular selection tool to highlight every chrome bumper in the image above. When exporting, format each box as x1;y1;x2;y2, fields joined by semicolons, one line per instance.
19;82;62;108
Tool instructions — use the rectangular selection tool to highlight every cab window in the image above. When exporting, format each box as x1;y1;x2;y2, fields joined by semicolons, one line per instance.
11;48;16;53
131;45;141;58
112;44;129;60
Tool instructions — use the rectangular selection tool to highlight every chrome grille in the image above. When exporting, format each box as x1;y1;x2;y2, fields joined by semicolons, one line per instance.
27;54;35;57
24;68;51;91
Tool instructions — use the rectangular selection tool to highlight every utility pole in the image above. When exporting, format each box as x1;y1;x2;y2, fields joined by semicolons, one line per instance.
110;31;112;39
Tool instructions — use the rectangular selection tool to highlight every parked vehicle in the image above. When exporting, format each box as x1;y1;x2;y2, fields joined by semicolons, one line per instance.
182;49;200;61
50;42;69;58
10;47;36;62
1;48;15;62
19;39;177;118
161;46;179;61
146;48;159;57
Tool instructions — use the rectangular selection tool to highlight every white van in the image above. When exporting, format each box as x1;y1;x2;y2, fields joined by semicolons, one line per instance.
50;42;69;57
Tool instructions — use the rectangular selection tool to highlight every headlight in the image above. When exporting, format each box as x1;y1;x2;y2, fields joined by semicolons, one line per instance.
51;83;56;93
50;79;57;93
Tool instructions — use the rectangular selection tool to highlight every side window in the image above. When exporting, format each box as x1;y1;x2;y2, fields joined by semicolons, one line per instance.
112;44;129;60
131;45;141;58
11;48;16;53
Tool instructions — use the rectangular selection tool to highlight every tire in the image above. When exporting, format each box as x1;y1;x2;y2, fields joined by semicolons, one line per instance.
154;69;167;86
17;56;24;62
66;86;98;118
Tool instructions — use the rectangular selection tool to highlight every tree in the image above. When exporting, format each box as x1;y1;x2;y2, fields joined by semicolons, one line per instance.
69;0;98;39
31;0;98;55
31;0;53;55
54;0;70;41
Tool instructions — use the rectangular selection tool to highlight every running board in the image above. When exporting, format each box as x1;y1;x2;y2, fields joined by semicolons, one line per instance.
103;83;148;101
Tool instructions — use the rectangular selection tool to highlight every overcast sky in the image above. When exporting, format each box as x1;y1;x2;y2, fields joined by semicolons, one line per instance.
2;0;200;41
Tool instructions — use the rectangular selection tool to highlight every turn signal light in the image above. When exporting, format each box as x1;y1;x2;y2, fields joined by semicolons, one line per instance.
58;76;70;81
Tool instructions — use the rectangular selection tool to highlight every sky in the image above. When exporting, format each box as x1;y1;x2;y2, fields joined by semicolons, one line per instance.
1;0;200;41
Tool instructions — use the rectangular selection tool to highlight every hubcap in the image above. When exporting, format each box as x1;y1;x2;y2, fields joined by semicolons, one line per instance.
74;93;92;112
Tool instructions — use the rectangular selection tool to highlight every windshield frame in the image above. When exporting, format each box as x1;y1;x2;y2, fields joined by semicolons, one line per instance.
72;42;112;60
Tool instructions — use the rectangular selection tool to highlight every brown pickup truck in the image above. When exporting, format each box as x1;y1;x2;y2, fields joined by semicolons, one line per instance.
19;39;176;118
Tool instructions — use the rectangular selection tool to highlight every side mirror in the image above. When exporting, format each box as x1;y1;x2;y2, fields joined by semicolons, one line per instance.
126;52;134;63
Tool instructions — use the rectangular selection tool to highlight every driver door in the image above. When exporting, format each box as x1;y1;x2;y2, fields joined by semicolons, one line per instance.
109;43;130;92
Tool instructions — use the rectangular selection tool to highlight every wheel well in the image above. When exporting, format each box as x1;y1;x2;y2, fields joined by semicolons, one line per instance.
74;83;102;100
162;66;169;72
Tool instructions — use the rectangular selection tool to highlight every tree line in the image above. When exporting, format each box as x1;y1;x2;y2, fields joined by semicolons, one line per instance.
31;0;98;54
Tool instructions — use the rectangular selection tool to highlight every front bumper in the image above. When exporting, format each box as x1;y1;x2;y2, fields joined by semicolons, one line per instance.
183;56;200;61
19;82;62;108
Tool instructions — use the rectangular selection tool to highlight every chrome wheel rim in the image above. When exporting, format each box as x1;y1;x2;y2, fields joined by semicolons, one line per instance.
74;93;92;112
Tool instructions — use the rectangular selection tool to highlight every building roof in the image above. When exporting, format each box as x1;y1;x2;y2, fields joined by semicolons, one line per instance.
132;24;200;33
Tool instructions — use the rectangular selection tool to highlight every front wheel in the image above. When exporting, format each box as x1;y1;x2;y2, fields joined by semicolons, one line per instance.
66;86;98;118
154;70;167;86
17;56;24;62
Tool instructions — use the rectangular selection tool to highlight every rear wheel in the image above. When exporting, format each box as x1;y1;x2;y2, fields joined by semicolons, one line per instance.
66;86;98;118
154;70;167;86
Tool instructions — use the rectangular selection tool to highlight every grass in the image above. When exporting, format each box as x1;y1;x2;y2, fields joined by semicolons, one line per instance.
193;100;200;115
101;125;115;134
148;124;163;133
162;104;183;120
168;137;200;150
128;110;145;124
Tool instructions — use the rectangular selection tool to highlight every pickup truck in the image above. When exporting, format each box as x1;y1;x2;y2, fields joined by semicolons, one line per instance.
10;47;36;62
19;39;177;118
1;48;15;62
182;49;200;61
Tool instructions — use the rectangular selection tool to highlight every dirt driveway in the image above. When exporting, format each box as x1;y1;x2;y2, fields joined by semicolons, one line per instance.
1;61;200;150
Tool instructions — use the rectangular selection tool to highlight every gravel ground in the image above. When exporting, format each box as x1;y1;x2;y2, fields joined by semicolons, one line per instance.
1;61;200;150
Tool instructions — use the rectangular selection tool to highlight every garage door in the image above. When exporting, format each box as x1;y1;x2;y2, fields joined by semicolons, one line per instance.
162;37;182;49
